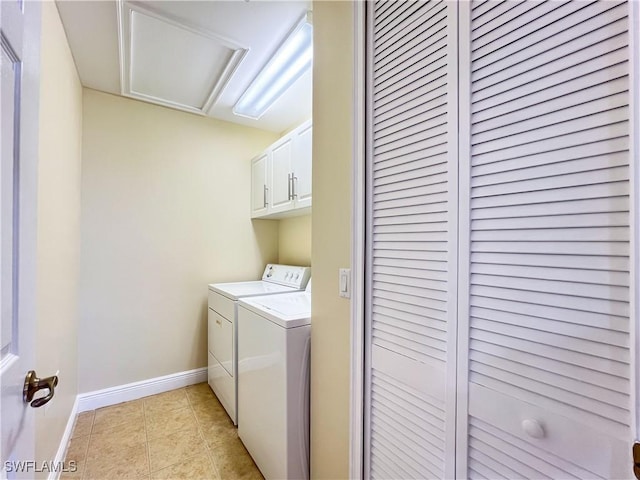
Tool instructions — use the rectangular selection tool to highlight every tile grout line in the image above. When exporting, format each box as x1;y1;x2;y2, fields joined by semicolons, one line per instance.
190;384;264;479
80;411;94;480
186;387;223;480
88;402;148;480
146;388;202;476
143;395;152;479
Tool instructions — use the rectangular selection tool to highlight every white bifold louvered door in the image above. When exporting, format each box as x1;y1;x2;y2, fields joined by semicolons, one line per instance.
365;0;636;479
365;1;459;479
458;1;632;478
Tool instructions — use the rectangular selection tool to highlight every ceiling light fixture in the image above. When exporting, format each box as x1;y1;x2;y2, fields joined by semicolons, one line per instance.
233;13;312;120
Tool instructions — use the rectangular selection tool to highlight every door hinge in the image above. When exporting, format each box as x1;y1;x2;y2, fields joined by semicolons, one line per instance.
633;442;640;479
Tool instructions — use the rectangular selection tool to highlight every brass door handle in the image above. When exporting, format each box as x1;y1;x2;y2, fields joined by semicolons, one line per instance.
23;370;58;408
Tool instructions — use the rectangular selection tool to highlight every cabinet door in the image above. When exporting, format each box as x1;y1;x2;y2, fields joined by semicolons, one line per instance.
292;120;312;209
270;137;295;214
250;152;268;218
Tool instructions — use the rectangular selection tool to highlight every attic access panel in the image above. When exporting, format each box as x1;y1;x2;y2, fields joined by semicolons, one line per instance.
118;2;247;115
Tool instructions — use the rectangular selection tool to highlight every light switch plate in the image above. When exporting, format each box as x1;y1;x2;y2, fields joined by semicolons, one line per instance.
339;268;351;298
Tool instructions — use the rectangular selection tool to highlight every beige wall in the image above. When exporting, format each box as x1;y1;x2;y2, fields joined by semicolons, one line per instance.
79;89;279;393
310;2;354;478
278;215;311;266
36;2;83;468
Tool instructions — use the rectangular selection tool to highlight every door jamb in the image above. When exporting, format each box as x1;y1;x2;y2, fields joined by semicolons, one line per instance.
349;1;366;479
630;0;639;449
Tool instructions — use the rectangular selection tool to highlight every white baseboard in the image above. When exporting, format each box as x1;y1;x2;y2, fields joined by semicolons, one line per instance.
76;367;208;412
48;368;207;480
48;395;79;480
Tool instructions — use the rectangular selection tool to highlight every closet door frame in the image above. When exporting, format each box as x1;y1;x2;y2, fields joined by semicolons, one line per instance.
630;0;639;450
455;2;471;477
349;1;366;479
445;8;460;479
349;1;640;479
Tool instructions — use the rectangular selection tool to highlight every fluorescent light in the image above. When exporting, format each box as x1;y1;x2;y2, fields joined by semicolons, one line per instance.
233;14;312;120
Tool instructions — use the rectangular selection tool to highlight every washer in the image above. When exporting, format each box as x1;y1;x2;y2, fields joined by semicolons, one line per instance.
237;282;311;480
208;264;310;425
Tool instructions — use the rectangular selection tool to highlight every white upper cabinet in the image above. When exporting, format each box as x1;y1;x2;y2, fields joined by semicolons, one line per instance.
251;120;312;219
291;120;312;209
270;137;295;214
250;153;269;217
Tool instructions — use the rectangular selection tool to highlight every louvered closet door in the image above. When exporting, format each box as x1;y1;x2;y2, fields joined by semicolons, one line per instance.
459;1;632;478
365;1;458;479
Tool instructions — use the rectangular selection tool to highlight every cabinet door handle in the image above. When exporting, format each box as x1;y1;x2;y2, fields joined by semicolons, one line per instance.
288;173;292;200
292;174;298;198
263;184;268;207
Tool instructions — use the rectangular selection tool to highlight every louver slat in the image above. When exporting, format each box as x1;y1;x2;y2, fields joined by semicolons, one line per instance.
471;1;594;57
472;17;628;94
370;371;446;479
472;49;629;113
472;2;627;78
471;1;528;31
375;2;443;57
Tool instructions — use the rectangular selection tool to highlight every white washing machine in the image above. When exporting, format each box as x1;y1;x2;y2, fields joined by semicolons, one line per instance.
237;282;311;480
207;264;310;425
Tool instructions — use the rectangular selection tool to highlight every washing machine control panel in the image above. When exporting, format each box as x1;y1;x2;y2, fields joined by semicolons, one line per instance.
262;264;311;289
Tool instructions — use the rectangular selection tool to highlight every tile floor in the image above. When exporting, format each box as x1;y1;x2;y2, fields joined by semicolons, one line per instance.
63;383;264;480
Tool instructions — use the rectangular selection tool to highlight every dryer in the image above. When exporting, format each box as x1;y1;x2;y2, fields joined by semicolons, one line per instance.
207;264;310;425
237;282;311;480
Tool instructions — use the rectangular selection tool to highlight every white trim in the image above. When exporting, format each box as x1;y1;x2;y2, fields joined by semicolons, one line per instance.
76;367;207;412
47;397;79;480
362;3;375;478
349;1;366;479
455;3;472;477
629;0;640;444
116;0;248;116
444;2;459;478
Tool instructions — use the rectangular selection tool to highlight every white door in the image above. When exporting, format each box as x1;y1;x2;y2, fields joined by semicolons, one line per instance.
250;152;269;218
292;120;312;209
364;2;459;478
270;137;295;214
458;1;633;478
1;0;41;476
363;0;637;478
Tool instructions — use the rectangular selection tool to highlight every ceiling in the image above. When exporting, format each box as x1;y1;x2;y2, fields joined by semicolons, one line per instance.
56;0;312;133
